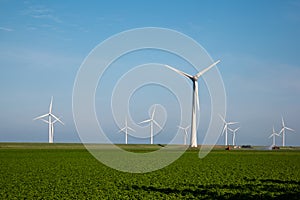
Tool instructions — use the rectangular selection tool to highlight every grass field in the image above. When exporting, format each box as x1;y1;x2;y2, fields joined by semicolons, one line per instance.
0;143;299;199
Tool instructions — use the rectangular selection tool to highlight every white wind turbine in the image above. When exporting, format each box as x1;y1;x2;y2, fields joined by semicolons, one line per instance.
228;127;240;146
33;97;64;143
219;114;238;146
165;60;220;147
178;125;190;145
118;117;135;144
139;105;162;144
269;126;280;147
279;117;295;147
41;117;62;143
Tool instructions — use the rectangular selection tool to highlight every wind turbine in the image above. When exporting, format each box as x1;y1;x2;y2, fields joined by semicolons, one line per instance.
279;117;295;147
41;117;62;143
118;117;135;144
139;105;162;144
33;97;64;143
219;114;238;146
228;127;240;146
269;126;280;147
178;125;190;145
165;60;220;147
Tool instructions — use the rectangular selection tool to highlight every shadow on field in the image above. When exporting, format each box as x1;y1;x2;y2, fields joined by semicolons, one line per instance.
129;178;300;199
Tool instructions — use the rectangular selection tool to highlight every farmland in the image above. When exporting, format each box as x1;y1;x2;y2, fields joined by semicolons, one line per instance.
0;143;299;199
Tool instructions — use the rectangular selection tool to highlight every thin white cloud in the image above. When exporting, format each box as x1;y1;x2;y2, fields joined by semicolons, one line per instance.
31;13;62;23
23;5;62;23
0;26;14;32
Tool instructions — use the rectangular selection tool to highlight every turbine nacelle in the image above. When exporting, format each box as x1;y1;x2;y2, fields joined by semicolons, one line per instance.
192;76;198;81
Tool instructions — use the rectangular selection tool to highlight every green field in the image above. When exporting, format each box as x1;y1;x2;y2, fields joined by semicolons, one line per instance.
0;143;299;199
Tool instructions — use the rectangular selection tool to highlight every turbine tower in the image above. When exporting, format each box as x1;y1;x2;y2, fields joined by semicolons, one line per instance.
165;60;220;147
33;97;64;143
219;114;238;146
118;117;135;144
139;105;162;144
178;125;190;145
279;117;294;147
269;126;280;147
229;127;240;146
41;117;61;143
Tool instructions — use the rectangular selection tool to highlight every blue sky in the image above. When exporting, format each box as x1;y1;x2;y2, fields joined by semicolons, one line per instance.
0;0;300;146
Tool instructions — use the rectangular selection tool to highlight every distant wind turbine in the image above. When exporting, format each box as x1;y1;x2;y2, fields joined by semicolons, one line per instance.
41;117;62;143
228;127;240;146
269;126;280;147
279;117;295;147
219;114;238;146
178;125;190;145
165;60;220;147
139;105;162;144
33;97;64;143
118;117;135;144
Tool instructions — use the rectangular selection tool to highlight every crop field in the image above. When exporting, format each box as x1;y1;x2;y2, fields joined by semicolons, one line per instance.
0;143;299;199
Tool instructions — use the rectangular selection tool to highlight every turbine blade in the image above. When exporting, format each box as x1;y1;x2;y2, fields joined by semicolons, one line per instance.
151;105;157;120
281;116;285;127
41;119;49;124
49;96;53;113
279;128;284;135
221;125;226;135
33;113;49;120
195;60;220;78
165;65;193;79
118;127;126;133
227;122;238;125
125;117;128;126
139;119;151;124
286;127;295;132
50;114;64;125
268;134;273;138
127;127;135;132
218;114;226;123
153;120;162;130
53;116;63;124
